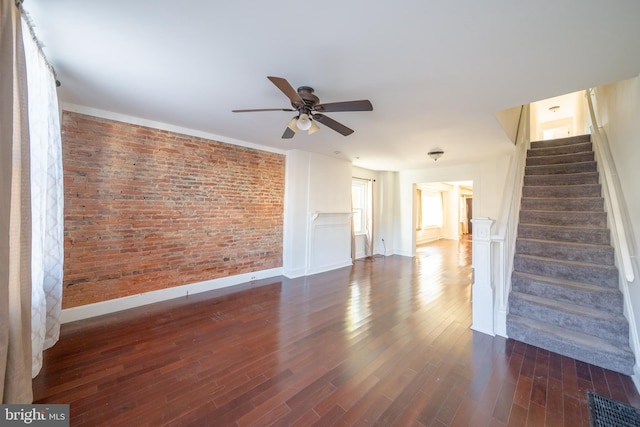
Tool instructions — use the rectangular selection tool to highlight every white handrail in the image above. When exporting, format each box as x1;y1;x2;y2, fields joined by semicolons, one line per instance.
586;89;635;282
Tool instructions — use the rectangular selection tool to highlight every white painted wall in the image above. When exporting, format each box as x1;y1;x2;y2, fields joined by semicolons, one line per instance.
594;75;640;358
283;150;353;277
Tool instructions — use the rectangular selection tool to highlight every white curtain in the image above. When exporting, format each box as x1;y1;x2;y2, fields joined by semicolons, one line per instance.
21;14;63;377
365;179;374;258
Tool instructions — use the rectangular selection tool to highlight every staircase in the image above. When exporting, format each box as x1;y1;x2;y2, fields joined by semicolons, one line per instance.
506;134;635;375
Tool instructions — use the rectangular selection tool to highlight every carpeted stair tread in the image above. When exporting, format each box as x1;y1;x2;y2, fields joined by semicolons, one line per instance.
519;210;606;227
517;223;611;245
511;292;629;330
514;254;618;287
509;292;628;345
530;134;592;149
506;314;634;375
514;253;617;273
520;197;604;212
525;161;597;175
511;271;623;313
516;238;614;265
522;184;602;198
526;151;594;166
527;141;592;157
524;172;599;186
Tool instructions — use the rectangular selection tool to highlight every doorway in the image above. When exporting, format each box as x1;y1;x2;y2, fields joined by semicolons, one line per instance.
415;181;473;247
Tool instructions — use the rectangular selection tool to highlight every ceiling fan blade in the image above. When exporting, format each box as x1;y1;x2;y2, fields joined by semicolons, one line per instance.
232;108;295;113
267;76;304;106
313;114;354;136
314;100;373;113
282;127;296;139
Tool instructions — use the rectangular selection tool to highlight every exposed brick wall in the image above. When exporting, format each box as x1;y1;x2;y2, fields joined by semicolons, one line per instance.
62;112;284;308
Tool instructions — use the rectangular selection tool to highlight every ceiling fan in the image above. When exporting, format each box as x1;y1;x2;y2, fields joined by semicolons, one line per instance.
232;76;373;139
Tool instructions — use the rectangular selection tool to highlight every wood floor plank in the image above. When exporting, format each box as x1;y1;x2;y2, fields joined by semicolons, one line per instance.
513;375;533;408
506;403;527;427
32;239;640;426
546;377;564;426
563;394;583;427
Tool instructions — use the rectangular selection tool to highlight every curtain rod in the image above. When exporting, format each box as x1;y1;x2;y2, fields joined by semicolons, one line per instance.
352;176;375;182
18;1;60;86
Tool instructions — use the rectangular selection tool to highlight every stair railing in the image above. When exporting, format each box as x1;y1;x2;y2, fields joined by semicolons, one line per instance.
586;87;640;380
586;88;636;283
491;104;530;337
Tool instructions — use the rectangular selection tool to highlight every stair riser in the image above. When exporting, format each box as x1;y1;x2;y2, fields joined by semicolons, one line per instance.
511;275;623;313
513;255;618;287
509;296;628;346
528;142;592;157
515;240;614;265
530;135;592;149
526;162;597;176
522;185;601;198
524;173;599;186
520;198;603;212
506;318;633;375
519;211;607;227
517;225;610;245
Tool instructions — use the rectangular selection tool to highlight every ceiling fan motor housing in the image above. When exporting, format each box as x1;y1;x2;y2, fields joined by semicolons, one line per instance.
295;86;320;112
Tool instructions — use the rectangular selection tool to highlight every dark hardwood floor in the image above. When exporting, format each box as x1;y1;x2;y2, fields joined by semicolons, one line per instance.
33;239;640;426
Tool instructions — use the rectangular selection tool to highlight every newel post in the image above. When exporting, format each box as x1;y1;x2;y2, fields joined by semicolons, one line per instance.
470;217;495;336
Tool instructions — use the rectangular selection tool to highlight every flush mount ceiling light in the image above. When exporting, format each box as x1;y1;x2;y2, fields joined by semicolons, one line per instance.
549;105;560;113
428;149;444;161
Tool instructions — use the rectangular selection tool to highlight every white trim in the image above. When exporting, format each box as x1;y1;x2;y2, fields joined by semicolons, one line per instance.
416;235;440;245
61;267;283;323
61;103;287;155
633;366;640;394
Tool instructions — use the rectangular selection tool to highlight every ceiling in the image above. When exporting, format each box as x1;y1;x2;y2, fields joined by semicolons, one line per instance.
24;1;640;171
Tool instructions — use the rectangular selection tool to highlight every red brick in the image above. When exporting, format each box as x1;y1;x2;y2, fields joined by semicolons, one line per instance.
62;112;284;308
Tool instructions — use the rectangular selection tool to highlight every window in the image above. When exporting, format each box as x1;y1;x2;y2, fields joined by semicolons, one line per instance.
417;189;443;229
352;179;368;234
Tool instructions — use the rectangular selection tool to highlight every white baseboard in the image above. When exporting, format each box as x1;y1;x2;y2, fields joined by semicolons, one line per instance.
282;266;306;278
305;259;353;276
416;236;439;246
61;267;283;324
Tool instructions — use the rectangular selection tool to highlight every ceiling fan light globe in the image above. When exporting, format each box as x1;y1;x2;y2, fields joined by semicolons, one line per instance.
308;121;320;135
296;113;312;131
287;117;299;132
